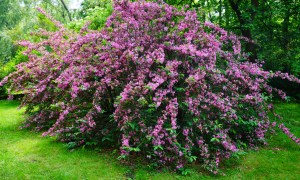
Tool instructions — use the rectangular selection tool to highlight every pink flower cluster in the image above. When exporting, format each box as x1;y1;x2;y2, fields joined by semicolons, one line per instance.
278;124;300;145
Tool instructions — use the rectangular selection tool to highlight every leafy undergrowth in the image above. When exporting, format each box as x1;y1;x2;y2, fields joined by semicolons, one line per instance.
0;100;299;179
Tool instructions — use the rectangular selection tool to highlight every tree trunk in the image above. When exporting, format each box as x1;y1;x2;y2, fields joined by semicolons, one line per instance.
282;0;291;50
219;0;222;25
224;0;230;28
229;0;257;63
59;0;72;21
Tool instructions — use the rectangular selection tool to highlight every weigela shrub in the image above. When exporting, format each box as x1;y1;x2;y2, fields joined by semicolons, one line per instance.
1;0;299;174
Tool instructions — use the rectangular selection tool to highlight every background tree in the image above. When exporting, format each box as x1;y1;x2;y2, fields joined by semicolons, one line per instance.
0;0;77;98
165;0;300;99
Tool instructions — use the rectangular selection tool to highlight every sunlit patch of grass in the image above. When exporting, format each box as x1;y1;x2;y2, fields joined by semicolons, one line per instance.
0;100;299;179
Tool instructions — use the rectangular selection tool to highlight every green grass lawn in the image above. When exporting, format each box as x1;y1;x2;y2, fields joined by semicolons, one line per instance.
0;100;299;179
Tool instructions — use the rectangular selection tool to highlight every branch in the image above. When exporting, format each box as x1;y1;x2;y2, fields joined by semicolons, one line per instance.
59;0;72;21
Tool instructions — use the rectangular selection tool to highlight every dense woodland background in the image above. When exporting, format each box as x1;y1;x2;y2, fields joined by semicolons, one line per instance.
0;0;299;99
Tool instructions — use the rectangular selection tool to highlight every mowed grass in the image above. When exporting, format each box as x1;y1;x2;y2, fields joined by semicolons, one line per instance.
0;100;125;179
0;100;299;179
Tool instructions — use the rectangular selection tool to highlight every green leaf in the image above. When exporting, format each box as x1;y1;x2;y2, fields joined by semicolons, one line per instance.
210;138;220;143
154;145;163;151
175;87;185;92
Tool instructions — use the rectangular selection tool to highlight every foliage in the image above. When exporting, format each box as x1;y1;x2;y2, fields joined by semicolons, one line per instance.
35;0;73;24
0;48;28;99
1;1;299;174
78;0;112;18
0;0;34;65
0;0;75;64
68;0;113;31
166;0;300;99
0;0;72;98
0;32;14;64
0;48;28;77
0;86;7;99
0;0;24;30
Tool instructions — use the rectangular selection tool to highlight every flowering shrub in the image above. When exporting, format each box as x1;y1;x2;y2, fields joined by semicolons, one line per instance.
1;0;299;174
